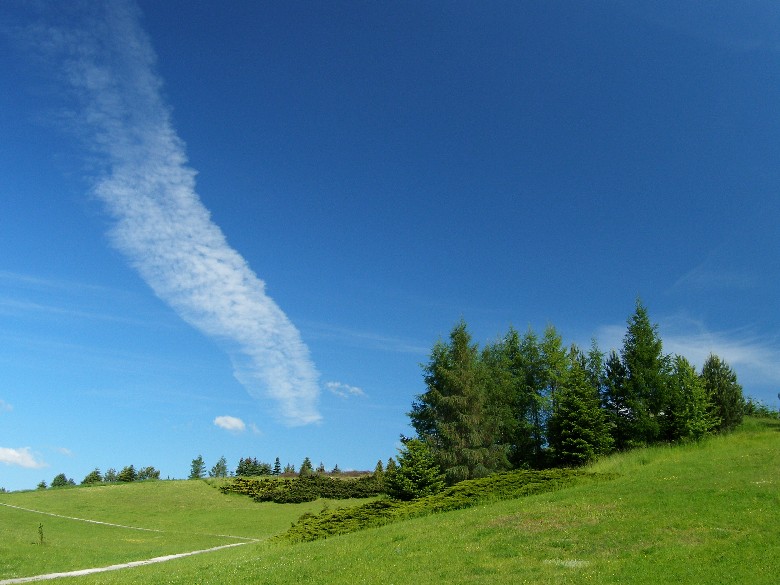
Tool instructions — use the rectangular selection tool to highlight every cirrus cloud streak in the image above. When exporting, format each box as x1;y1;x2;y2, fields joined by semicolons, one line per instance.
34;2;320;424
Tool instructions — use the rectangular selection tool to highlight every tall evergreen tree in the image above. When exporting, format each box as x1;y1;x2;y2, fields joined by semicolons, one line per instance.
602;349;631;449
701;354;743;432
667;355;716;441
272;457;282;476
189;456;206;480
410;320;508;483
518;327;548;466
299;457;314;477
481;327;533;469
547;348;613;466
620;299;670;444
209;456;228;478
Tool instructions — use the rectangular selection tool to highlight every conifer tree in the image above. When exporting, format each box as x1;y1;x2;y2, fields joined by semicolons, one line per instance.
602;349;631;450
209;456;228;478
189;456;205;480
667;355;716;441
81;468;103;485
620;299;670;444
385;439;445;500
299;457;314;477
272;457;282;476
410;320;508;483
701;354;743;432
547;349;613;466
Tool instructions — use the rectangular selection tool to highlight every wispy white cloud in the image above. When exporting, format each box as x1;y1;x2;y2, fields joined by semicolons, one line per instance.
326;381;366;399
33;2;320;424
55;447;74;457
0;447;46;469
0;399;12;413
214;415;246;433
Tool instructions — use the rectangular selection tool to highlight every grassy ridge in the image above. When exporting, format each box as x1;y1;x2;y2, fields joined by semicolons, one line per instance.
2;418;778;583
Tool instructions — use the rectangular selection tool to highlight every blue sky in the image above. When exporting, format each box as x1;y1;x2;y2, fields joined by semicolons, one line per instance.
1;1;778;491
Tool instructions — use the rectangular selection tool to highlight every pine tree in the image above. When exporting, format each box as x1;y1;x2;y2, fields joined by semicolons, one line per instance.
481;327;535;469
701;354;743;432
209;456;228;478
547;349;613;466
410;320;508;483
602;349;632;450
667;355;716;441
81;468;103;485
189;456;206;480
51;473;70;488
620;299;670;444
299;457;314;477
104;468;117;483
385;439;445;500
117;465;137;482
272;457;282;476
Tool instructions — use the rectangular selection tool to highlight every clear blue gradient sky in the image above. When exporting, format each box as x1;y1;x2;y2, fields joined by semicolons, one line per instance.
1;1;778;491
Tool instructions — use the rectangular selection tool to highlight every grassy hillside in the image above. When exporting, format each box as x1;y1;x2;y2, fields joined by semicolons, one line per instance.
2;418;778;583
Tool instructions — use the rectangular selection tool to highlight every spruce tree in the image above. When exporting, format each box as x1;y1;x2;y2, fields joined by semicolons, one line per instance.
410;320;507;483
547;349;613;466
620;299;670;444
299;457;314;477
209;456;228;478
701;354;743;432
272;457;282;476
385;439;445;500
667;355;716;441
482;327;536;469
602;349;631;449
189;456;205;480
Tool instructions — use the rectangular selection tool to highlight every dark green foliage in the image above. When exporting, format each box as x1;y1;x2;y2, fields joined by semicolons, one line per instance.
81;468;103;485
136;466;160;481
602;349;632;449
283;463;295;474
411;320;510;484
189;455;206;480
220;474;383;504
36;480;47;490
51;473;72;488
272;457;282;476
743;397;779;418
547;349;613;466
298;457;314;477
620;299;670;444
104;468;117;483
385;439;445;500
209;456;229;478
282;468;610;543
701;354;744;432
117;465;137;483
667;355;717;441
235;457;271;477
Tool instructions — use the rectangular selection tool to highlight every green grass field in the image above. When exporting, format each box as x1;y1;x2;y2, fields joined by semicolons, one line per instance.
2;417;778;583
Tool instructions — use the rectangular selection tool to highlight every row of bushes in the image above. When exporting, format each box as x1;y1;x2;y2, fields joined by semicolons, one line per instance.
282;467;612;542
219;474;383;503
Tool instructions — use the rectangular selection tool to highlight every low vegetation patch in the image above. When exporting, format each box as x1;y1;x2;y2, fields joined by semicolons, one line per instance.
219;474;383;503
282;467;612;542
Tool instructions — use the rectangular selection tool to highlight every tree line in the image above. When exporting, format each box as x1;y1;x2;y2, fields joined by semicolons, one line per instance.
37;465;160;489
188;454;344;480
407;299;746;485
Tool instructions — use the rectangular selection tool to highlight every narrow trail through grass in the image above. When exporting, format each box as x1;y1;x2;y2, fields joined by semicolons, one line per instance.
0;498;260;584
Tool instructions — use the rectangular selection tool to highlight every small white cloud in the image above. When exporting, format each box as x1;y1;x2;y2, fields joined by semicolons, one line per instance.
326;381;366;399
0;399;11;413
56;447;74;457
0;447;46;469
214;415;246;432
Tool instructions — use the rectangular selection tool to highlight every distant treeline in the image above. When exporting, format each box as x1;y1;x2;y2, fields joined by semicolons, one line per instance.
408;299;749;484
38;465;160;490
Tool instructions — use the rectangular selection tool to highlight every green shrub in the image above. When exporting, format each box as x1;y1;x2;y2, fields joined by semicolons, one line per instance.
282;468;613;543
